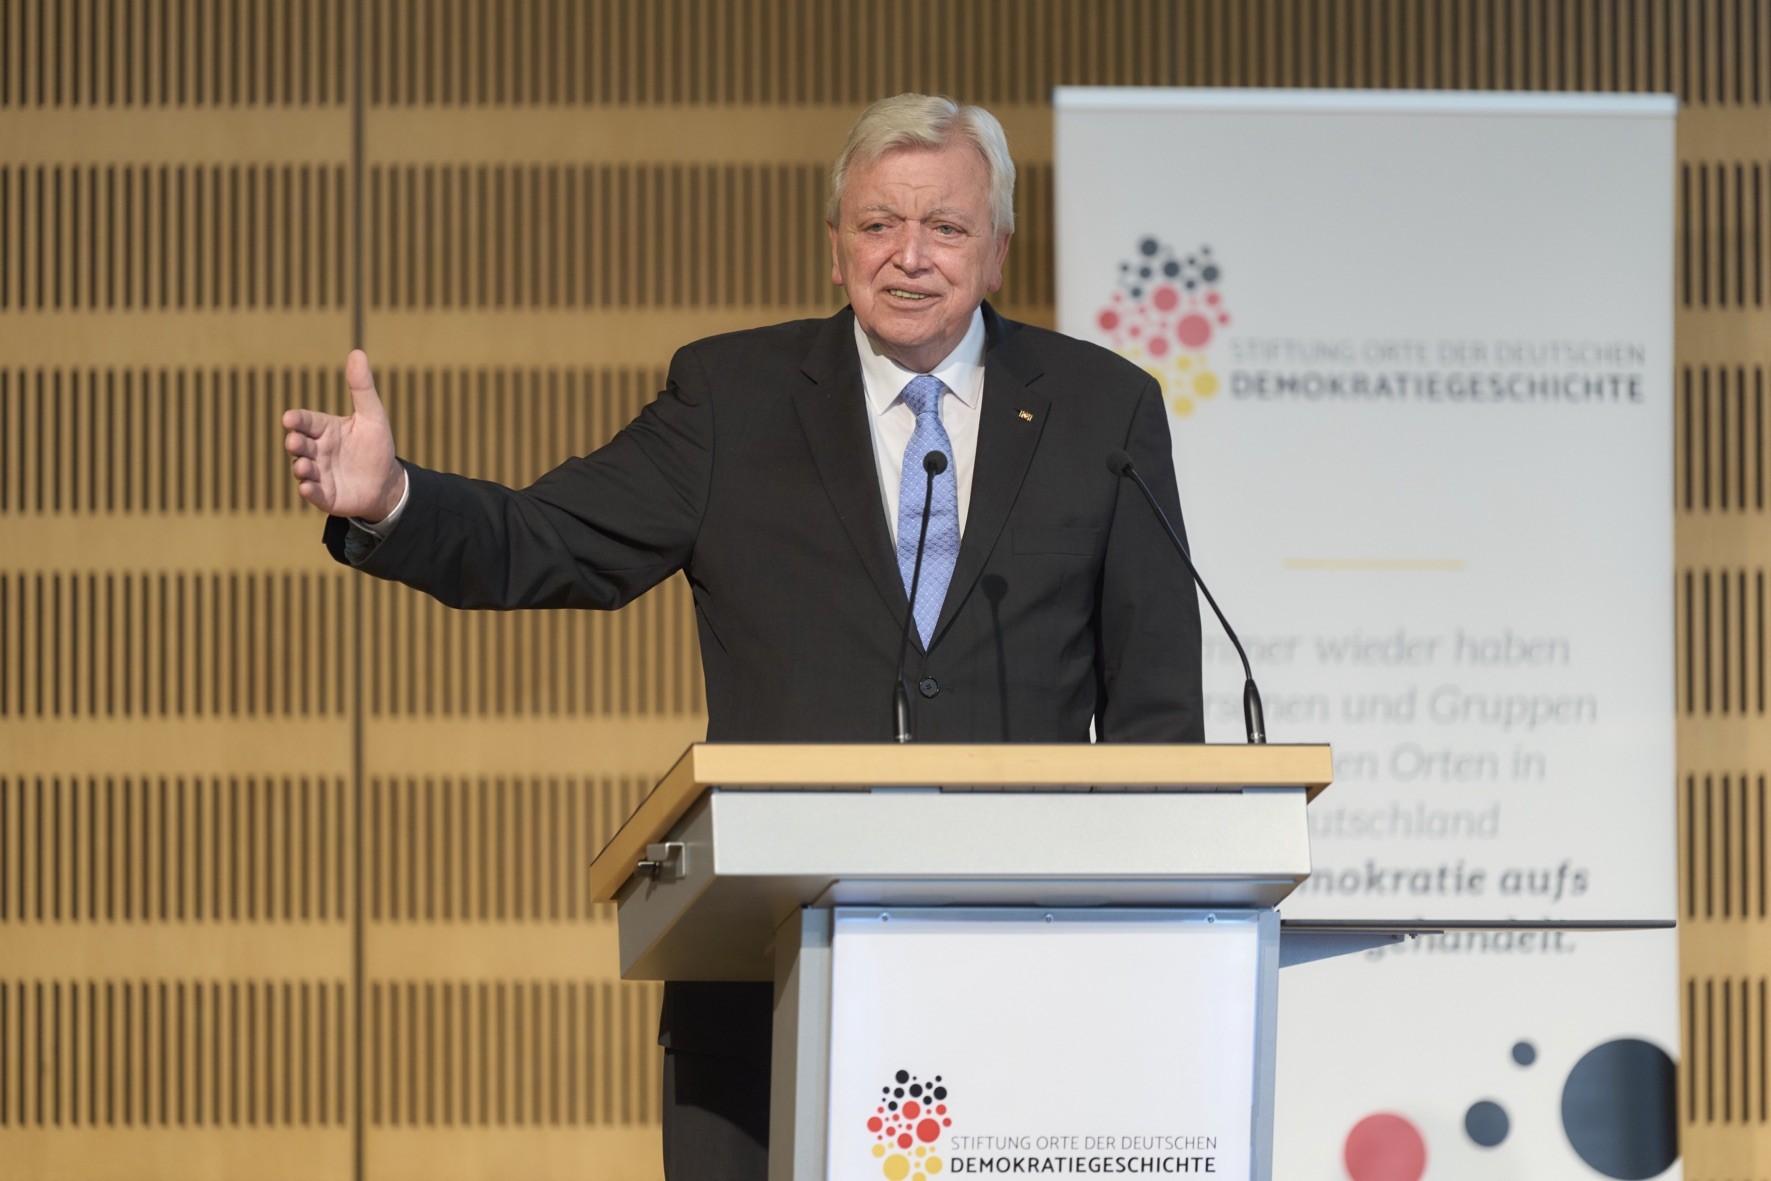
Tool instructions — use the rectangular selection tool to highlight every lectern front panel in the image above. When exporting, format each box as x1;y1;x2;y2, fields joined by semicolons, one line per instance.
822;908;1273;1181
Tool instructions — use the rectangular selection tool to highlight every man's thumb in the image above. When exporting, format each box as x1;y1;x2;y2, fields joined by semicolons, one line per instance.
346;349;386;420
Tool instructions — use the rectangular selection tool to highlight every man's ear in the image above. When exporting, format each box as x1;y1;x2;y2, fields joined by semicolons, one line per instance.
828;223;844;287
986;232;1013;293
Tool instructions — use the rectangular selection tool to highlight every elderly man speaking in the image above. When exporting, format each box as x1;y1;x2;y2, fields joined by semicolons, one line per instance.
282;93;1203;1180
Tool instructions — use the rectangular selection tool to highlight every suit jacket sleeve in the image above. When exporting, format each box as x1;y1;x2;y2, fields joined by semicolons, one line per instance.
324;345;714;611
1093;378;1206;742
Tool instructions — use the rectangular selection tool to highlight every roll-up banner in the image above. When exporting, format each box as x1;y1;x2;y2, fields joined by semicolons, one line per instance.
1056;90;1679;1180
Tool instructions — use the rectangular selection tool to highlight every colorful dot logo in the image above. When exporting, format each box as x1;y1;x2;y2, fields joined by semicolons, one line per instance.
865;1068;951;1181
1094;237;1232;419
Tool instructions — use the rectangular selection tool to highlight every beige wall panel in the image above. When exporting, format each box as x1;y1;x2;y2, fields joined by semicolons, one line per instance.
9;0;1771;1178
1;1131;352;1181
1;3;356;1179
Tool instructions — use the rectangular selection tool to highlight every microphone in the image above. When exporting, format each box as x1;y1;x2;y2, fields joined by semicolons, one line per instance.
1105;449;1267;744
894;449;949;743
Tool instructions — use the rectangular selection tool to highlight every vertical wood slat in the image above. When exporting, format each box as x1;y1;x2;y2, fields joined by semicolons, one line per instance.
1677;365;1770;513
0;572;350;718
0;980;350;1126
0;0;348;106
363;978;659;1127
251;0;1764;107
0;367;347;514
1677;567;1768;717
0;776;350;922
0;167;348;311
1684;974;1771;1126
1683;773;1770;922
364;775;645;922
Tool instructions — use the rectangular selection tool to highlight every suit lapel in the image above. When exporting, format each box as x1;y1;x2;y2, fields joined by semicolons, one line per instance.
929;306;1048;647
792;309;909;625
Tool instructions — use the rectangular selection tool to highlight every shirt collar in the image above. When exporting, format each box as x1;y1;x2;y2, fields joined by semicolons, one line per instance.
854;306;987;415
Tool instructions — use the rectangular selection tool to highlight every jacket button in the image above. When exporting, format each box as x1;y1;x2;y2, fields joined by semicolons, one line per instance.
918;677;940;699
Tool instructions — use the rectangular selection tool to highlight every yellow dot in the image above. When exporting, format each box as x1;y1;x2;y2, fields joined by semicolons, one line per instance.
1172;396;1195;417
884;1154;911;1181
915;1146;927;1157
1194;371;1220;398
873;1144;886;1158
927;1158;944;1174
1177;356;1193;370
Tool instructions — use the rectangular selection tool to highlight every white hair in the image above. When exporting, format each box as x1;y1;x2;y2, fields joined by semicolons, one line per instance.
826;93;1016;235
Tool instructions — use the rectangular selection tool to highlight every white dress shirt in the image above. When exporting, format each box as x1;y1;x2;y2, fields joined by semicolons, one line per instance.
855;307;986;547
356;307;990;546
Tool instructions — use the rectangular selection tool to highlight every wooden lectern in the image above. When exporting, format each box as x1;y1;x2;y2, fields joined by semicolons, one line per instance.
589;743;1333;1181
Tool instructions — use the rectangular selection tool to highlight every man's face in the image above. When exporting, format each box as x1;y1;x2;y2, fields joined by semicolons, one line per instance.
828;143;1012;373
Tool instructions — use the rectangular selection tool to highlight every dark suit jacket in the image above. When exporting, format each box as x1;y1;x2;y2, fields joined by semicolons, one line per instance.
326;303;1204;1054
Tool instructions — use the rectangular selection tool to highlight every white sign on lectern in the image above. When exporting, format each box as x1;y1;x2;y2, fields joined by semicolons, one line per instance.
825;909;1263;1181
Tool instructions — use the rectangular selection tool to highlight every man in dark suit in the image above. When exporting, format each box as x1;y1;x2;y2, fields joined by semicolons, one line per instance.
283;94;1203;1181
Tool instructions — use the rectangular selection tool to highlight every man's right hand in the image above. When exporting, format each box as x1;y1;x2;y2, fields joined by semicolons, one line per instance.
282;349;407;522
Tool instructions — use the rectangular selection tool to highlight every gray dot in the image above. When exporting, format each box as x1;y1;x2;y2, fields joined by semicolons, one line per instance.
1561;1039;1678;1179
1465;1100;1509;1147
1513;1040;1537;1066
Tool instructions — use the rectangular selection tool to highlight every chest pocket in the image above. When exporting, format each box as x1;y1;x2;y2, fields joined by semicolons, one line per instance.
1012;526;1102;558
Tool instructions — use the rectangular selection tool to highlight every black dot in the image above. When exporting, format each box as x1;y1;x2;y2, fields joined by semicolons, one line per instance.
1513;1041;1537;1066
1562;1039;1677;1179
1199;245;1213;254
1465;1100;1509;1147
909;1084;923;1097
896;1070;910;1084
1119;261;1130;270
1201;265;1220;282
1185;256;1197;267
1138;237;1159;256
1183;281;1195;290
1138;266;1152;279
893;1088;904;1098
932;1087;947;1100
888;1101;898;1111
1162;261;1180;277
1129;287;1142;298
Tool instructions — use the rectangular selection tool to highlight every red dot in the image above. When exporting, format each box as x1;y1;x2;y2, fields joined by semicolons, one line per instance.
903;1101;921;1119
1176;314;1212;349
1098;309;1121;332
942;1118;951;1127
868;1116;883;1133
917;1118;941;1143
1128;325;1141;337
1344;1114;1427;1181
1152;285;1180;312
1206;291;1221;305
1146;336;1170;358
935;1105;946;1115
898;1133;914;1149
1218;313;1231;326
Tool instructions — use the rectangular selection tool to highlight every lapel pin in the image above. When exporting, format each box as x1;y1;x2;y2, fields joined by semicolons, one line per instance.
1017;409;1034;422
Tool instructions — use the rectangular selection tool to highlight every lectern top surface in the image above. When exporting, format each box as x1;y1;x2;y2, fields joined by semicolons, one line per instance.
587;743;1332;903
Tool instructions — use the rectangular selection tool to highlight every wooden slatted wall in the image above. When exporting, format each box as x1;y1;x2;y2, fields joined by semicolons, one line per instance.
2;1;1766;1177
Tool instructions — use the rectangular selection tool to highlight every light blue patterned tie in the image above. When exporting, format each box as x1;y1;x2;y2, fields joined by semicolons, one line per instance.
896;374;961;648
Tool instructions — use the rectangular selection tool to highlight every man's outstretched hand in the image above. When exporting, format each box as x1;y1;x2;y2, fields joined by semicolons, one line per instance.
283;349;406;522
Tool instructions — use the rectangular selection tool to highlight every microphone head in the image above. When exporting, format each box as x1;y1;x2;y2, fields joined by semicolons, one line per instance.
923;450;949;475
1105;450;1135;477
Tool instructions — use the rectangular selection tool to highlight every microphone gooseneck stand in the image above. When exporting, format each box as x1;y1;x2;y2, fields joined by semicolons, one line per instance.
894;449;949;743
1106;449;1267;744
